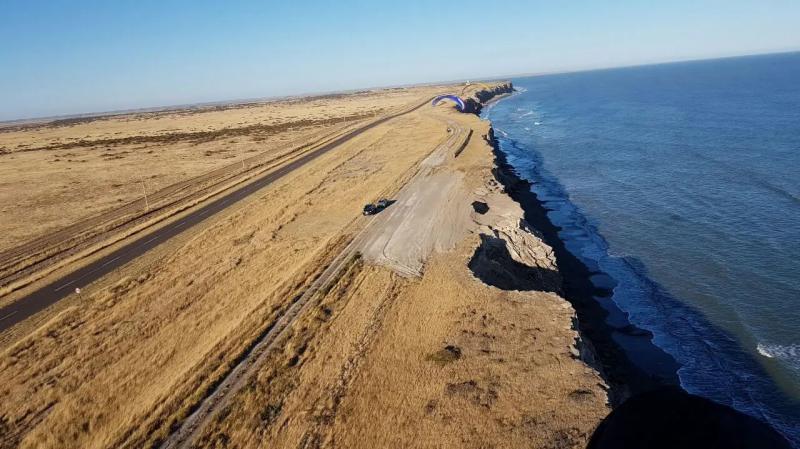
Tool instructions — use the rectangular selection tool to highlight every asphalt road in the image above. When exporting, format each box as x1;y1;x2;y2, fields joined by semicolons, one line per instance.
0;100;428;333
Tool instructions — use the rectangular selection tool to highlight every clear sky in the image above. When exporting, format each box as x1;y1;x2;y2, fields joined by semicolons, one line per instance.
2;0;799;121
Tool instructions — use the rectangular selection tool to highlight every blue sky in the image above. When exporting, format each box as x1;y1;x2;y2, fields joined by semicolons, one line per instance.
2;0;799;120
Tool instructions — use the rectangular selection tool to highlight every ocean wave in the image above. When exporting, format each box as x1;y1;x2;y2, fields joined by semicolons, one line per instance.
757;343;800;364
488;63;800;446
606;248;633;259
482;102;498;114
687;150;800;206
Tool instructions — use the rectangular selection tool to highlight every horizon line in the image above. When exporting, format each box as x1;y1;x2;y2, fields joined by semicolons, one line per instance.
4;48;799;125
491;48;800;80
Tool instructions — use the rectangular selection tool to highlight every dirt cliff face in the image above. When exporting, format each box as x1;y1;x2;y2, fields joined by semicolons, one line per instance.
174;86;609;449
462;82;514;114
329;107;609;448
468;224;562;293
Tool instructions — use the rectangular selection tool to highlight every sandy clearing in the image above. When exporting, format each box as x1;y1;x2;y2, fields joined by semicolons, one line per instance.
361;167;468;276
359;119;473;277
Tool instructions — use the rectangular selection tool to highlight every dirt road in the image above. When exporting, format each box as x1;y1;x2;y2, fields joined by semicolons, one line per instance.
359;118;472;276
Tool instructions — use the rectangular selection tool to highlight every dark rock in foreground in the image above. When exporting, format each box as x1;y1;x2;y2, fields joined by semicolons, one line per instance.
588;387;792;449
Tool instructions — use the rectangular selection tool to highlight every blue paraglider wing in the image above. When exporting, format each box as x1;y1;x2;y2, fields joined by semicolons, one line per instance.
431;94;466;111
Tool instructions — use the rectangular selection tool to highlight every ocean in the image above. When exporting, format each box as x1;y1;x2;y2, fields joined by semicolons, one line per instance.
483;52;800;445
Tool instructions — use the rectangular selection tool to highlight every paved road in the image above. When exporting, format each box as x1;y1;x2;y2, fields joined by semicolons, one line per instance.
0;100;429;333
0;124;337;286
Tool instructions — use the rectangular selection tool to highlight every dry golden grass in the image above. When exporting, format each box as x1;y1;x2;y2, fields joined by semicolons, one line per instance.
183;105;609;449
0;102;449;449
330;246;609;449
0;86;444;251
0;84;608;449
188;230;608;449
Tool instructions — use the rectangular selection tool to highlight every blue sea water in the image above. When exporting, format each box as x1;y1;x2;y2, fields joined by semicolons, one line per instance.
483;52;800;444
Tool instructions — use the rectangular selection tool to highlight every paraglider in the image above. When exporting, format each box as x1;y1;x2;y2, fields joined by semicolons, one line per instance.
431;94;466;111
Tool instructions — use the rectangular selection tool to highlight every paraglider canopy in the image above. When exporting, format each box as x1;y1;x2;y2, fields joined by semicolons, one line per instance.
431;94;466;112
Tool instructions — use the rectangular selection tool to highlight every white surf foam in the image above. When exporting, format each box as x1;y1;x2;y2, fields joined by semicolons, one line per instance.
757;343;800;366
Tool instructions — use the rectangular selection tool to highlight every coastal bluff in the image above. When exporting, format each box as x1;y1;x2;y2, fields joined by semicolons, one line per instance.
463;82;514;114
0;82;611;449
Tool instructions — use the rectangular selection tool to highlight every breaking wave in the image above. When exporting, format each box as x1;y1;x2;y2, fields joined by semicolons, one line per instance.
758;343;800;367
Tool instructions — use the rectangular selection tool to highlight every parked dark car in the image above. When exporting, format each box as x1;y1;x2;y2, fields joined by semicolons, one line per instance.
363;198;391;215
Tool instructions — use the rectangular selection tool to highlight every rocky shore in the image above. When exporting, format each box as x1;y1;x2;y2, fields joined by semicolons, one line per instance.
465;83;678;403
463;82;514;114
477;85;794;448
487;124;681;401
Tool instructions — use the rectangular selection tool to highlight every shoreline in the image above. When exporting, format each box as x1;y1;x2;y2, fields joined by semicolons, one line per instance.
476;91;681;403
477;86;798;447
